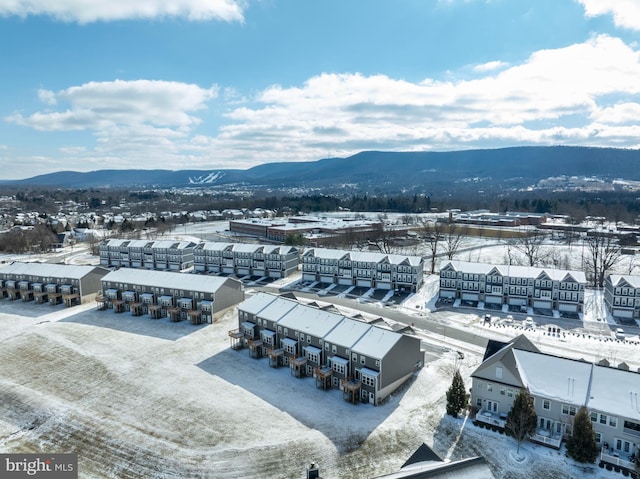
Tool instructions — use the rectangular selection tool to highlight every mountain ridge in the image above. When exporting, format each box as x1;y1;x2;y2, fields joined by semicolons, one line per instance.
4;146;640;191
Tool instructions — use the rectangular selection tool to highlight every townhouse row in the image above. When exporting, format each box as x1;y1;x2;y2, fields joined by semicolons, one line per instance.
0;262;108;306
471;336;640;472
100;238;425;292
302;248;424;292
438;260;586;314
605;274;640;321
230;292;424;405
97;268;244;324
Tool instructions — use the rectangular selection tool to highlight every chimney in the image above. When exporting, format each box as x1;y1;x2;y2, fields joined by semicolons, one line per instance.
307;463;320;479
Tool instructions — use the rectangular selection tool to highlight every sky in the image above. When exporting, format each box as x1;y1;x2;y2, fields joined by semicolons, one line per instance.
2;0;640;179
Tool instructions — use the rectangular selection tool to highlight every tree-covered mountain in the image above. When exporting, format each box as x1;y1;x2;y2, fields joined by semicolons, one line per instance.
5;146;640;192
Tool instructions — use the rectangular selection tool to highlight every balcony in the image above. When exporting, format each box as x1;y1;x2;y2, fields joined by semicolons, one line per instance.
475;410;506;429
530;429;562;449
600;447;636;471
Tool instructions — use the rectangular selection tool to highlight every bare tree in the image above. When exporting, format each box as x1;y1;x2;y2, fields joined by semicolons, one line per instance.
442;223;468;261
419;219;443;274
509;230;548;267
585;232;622;288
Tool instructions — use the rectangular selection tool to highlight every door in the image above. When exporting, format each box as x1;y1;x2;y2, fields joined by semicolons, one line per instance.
369;392;375;404
539;418;551;430
615;439;632;454
486;400;498;412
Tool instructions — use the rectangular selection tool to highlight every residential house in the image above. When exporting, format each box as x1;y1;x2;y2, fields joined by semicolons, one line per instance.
0;262;108;306
98;268;244;324
604;274;640;321
193;242;299;278
231;292;424;405
439;260;586;314
302;248;424;292
99;239;196;271
471;336;640;472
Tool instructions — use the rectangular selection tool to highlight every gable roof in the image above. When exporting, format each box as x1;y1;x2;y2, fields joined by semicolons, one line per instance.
439;260;586;283
0;262;108;280
101;269;235;292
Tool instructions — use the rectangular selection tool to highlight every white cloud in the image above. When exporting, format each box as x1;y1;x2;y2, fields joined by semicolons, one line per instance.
472;60;509;72
7;80;217;167
577;0;640;31
8;35;640;173
0;0;244;23
37;89;56;105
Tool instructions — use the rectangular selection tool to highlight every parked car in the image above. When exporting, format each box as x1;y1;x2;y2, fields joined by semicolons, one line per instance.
615;328;625;340
484;314;492;323
504;315;514;324
524;317;535;329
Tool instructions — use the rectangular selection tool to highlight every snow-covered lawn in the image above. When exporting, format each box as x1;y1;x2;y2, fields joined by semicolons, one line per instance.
0;284;635;479
2;234;639;478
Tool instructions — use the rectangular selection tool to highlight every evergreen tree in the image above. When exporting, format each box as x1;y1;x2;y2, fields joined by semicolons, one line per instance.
445;369;468;417
566;406;599;464
505;388;537;453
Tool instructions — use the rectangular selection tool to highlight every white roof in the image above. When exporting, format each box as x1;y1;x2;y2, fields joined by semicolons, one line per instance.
330;356;349;365
513;350;592;405
102;269;236;292
254;296;299;322
441;260;586;283
238;292;278;315
0;262;106;280
323;319;372;348
352;327;402;359
608;274;640;289
278;305;345;338
589;365;640;422
305;247;422;266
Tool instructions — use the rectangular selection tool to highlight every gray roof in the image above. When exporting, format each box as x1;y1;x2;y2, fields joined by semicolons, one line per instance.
352;326;402;360
102;269;237;292
323;318;372;348
0;262;107;280
253;295;299;322
238;292;279;315
277;305;345;337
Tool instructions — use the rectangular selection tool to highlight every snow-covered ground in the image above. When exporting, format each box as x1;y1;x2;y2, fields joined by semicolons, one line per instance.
1;235;639;478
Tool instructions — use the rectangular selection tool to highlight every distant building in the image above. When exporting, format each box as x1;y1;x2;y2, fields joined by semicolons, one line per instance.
193;242;299;278
98;268;244;324
99;239;196;271
302;248;424;292
451;210;549;227
229;215;400;245
0;262;108;306
230;292;423;405
439;260;586;315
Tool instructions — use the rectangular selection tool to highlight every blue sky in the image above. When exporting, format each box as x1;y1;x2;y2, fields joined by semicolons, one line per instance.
2;0;640;179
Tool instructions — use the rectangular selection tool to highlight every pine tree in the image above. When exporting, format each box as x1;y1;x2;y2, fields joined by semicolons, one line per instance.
566;406;599;463
445;369;468;417
505;388;537;453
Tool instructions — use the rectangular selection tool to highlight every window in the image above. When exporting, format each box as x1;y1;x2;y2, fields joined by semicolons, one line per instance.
352;353;357;362
500;387;506;396
496;367;503;379
599;414;607;425
562;404;577;416
543;400;550;410
360;356;366;365
487;383;493;392
595;432;602;443
476;398;482;407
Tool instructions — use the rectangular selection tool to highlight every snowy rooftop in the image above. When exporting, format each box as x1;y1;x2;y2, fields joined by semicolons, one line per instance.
101;269;235;292
0;262;106;280
441;260;587;283
352;326;403;359
277;304;345;337
589;365;640;422
252;295;299;322
236;291;278;315
306;247;423;266
514;350;593;405
323;316;373;347
608;274;640;289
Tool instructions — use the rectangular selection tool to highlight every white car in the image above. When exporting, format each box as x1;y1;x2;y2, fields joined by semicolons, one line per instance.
615;328;625;340
524;317;535;328
504;315;514;324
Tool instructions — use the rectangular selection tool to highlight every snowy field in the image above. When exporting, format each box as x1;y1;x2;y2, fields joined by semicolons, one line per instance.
1;233;639;478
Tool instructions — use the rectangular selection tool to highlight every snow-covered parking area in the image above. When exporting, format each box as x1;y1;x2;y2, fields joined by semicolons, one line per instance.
0;284;636;478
